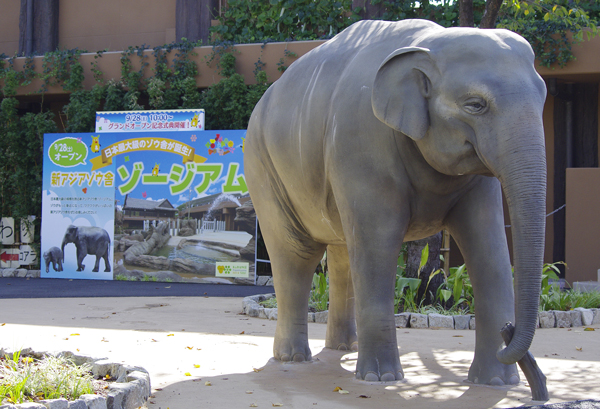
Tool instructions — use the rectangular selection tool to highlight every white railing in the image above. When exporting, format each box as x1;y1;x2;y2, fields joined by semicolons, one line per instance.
201;219;225;233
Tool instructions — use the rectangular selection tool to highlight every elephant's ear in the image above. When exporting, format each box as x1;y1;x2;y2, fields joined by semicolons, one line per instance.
372;46;436;140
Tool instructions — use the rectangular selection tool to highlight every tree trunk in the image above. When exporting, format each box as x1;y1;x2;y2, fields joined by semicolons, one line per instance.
480;0;504;28
404;232;444;305
176;0;220;44
352;0;385;19
459;0;474;27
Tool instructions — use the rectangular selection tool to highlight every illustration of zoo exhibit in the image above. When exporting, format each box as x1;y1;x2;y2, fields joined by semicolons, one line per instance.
41;120;257;285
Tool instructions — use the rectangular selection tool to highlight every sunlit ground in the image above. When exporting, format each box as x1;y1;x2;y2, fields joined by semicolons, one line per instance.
1;296;598;408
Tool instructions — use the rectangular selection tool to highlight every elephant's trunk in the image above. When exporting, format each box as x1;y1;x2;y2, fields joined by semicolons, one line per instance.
491;127;546;365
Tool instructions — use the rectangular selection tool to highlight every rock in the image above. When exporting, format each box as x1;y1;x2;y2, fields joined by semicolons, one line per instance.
394;313;410;328
268;309;278;320
78;394;107;409
111;371;150;409
453;315;471;330
539;311;556;328
574;308;594;326
41;398;69;409
123;233;144;241
315;311;328;323
1;268;16;277
256;276;272;286
569;310;583;327
247;304;260;317
555;311;572;328
410;313;428;328
123;222;170;264
428;313;454;329
26;270;41;278
16;268;28;278
592;308;600;325
178;227;194;236
0;404;19;409
469;316;476;330
259;308;270;319
67;401;86;409
17;404;46;409
239;236;256;261
234;199;256;233
307;312;315;322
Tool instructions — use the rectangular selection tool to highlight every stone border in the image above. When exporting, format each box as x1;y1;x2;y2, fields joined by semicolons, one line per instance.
0;269;40;278
242;294;600;329
0;348;150;409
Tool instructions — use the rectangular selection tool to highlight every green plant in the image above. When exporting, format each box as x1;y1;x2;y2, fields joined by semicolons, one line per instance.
0;352;94;404
435;263;474;313
310;271;329;312
259;297;278;308
141;275;158;282
394;244;428;313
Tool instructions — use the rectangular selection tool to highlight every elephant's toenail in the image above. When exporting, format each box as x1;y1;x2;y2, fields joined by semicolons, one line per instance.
280;354;291;362
364;372;380;382
489;376;505;386
380;372;396;382
509;374;520;385
292;353;306;362
337;344;348;351
397;371;405;380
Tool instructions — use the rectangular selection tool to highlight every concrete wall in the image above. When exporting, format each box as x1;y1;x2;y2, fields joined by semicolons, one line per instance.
57;0;176;51
566;168;600;282
0;0;20;55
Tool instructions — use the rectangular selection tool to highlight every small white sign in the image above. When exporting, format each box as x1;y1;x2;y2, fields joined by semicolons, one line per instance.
0;217;15;245
19;244;37;266
0;248;19;268
20;216;35;244
215;262;250;278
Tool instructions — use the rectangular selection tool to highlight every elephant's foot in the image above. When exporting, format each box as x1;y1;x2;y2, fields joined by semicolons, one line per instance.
273;336;312;362
92;268;99;272
468;358;519;385
355;347;404;382
325;328;358;351
104;267;111;272
76;265;85;272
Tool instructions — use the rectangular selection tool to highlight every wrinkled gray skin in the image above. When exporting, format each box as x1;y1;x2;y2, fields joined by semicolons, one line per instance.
43;246;63;273
245;19;547;385
61;225;111;272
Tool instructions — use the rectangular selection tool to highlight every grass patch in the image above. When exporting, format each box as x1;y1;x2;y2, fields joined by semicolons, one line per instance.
0;351;95;404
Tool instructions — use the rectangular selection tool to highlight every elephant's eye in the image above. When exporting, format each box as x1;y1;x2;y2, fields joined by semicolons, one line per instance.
463;98;488;115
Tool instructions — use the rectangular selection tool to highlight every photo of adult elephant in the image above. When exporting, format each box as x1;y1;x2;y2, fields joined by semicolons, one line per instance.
61;225;111;273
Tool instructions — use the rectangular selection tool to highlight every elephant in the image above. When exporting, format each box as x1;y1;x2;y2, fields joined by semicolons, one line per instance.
245;19;547;386
43;246;63;273
61;225;111;272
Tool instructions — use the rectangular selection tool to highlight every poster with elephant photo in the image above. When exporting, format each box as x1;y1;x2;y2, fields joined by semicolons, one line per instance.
42;130;257;285
41;133;117;280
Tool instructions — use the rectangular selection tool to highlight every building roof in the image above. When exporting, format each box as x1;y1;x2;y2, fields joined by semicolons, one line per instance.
124;197;177;212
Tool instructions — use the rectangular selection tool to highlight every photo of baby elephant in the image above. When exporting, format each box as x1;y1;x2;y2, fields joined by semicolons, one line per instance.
43;247;63;273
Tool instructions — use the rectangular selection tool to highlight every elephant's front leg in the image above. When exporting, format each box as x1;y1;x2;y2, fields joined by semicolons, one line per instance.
76;245;87;271
345;216;405;381
446;178;519;385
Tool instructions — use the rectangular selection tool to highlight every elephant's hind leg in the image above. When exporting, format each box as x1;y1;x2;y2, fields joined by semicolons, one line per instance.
267;229;325;362
325;244;357;351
